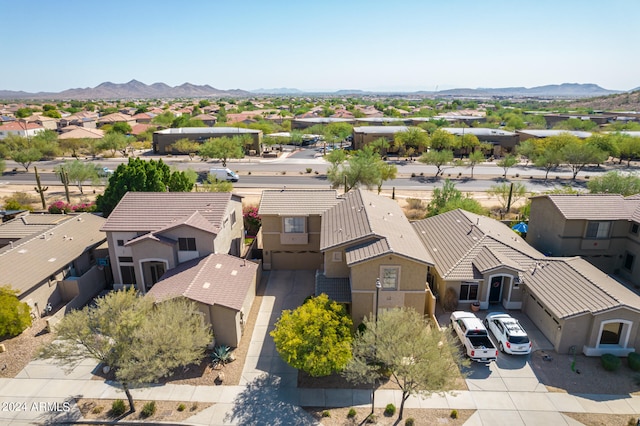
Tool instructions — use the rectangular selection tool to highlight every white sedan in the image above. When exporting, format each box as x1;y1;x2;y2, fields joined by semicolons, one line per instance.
483;313;532;355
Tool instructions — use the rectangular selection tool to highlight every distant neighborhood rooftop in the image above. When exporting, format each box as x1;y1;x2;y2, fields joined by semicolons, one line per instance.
516;129;592;138
442;127;517;137
154;127;261;135
353;126;417;135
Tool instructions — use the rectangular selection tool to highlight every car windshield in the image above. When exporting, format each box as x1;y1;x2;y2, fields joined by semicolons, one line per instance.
508;335;530;344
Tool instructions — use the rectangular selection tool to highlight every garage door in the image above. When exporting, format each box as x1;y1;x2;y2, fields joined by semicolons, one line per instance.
271;251;322;270
524;292;559;349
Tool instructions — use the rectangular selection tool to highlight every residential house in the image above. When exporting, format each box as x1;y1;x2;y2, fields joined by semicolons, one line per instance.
319;189;434;324
413;209;640;356
0;213;69;248
192;114;217;127
0;121;45;140
258;189;341;270
0;213;108;317
58;126;104;140
27;115;58;131
101;192;244;293
527;194;640;287
147;253;258;347
97;113;136;128
58;112;98;129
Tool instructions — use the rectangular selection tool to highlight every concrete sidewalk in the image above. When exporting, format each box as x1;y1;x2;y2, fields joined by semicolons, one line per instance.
1;270;639;425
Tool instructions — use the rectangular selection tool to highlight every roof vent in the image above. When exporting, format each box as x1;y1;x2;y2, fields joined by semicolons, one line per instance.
48;258;56;262
231;270;238;276
215;263;222;269
203;282;211;289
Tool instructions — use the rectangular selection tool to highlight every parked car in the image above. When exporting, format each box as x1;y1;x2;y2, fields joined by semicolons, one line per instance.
97;167;114;177
483;312;532;355
450;311;498;363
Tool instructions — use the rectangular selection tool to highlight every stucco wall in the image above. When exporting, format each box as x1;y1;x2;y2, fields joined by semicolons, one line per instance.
527;197;566;256
261;214;323;270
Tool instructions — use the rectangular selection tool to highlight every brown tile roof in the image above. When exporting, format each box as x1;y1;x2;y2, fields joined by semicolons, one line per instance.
0;213;106;297
321;189;432;265
534;194;639;220
101;192;239;232
58;127;104;139
155;211;219;235
98;113;133;123
412;209;540;280
147;254;258;310
258;189;340;216
523;257;640;318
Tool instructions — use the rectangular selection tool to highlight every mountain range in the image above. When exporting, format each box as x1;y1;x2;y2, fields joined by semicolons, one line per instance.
0;80;629;100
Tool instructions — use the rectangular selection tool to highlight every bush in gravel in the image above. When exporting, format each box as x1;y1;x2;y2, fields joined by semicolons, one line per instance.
177;403;186;412
140;401;156;418
347;408;357;418
322;410;331;417
384;403;396;416
405;418;415;426
450;409;458;419
601;353;621;371
628;352;640;371
110;399;126;417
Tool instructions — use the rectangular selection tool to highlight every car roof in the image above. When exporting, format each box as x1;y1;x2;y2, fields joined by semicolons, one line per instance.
494;317;527;335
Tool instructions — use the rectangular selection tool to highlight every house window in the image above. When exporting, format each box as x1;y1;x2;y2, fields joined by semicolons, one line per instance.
600;322;623;345
118;256;133;263
117;239;124;247
231;211;237;226
120;265;136;284
624;252;635;271
380;266;400;290
283;217;305;233
585;221;611;239
332;251;342;262
459;282;479;301
178;237;197;251
631;223;639;235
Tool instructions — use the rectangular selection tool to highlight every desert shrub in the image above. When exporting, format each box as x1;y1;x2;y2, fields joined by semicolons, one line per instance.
322;410;331;418
366;414;377;424
3;192;36;211
405;209;426;220
48;200;71;214
405;418;415;426
0;286;32;338
347;408;357;418
406;198;424;210
628;352;640;371
190;402;198;411
177;403;186;412
384;403;396;416
211;345;234;365
450;409;458;419
110;399;126;417
601;353;621;371
306;167;312;173
443;287;458;311
140;401;156;418
91;406;104;414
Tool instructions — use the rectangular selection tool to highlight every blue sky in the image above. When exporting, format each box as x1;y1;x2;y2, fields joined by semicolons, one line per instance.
2;0;638;93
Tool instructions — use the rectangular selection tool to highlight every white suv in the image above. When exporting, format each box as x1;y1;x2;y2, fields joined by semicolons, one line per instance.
484;313;532;355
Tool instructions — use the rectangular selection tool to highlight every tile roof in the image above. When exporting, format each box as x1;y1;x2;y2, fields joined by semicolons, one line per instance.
101;192;239;232
522;257;640;318
0;213;106;296
321;189;433;265
147;254;258;310
258;189;340;216
535;194;639;220
412;209;541;280
58;127;104;139
154;211;219;235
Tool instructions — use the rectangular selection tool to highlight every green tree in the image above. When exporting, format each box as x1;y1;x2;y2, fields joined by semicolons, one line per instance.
0;286;32;337
616;134;640;167
171;115;205;128
587;171;640;196
152;111;175;127
270;294;353;377
426;179;484;216
487;182;528;212
11;148;42;171
198;136;244;166
586;133;619;161
96;158;193;216
31;129;60;159
172;138;200;160
561;139;607;180
496;154;518;177
15;108;32;118
0;158;5;175
59;138;90;159
110;122;133;135
466;150;485;179
54;160;100;194
418;149;454;177
342;308;467;420
369;137;390;155
327;146;390;192
428;129;455;150
377;161;398;194
202;175;233;192
38;288;211;412
394;127;429;153
98;132;129;157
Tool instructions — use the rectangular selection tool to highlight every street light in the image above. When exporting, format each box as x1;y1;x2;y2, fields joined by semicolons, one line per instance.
371;277;382;415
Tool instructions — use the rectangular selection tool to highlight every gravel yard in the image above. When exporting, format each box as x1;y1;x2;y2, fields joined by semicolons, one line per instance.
0;318;55;378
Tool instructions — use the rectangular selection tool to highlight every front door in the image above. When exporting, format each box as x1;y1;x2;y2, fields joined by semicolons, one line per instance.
489;277;503;303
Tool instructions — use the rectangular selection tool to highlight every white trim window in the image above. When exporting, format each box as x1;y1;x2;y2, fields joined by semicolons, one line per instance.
598;319;632;348
380;266;400;290
283;217;305;233
585;221;611;239
459;281;479;301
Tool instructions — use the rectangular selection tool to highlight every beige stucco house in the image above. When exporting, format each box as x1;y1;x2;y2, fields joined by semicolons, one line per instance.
527;194;640;287
101;192;243;293
414;209;640;356
0;213;108;318
258;189;341;270
147;253;258;347
319;189;434;324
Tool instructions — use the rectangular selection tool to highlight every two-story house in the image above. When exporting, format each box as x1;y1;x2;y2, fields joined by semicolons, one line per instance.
527;194;640;287
101;192;244;293
319;189;434;324
258;189;341;270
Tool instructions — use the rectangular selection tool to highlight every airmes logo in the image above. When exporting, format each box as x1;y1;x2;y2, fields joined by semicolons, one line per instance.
31;402;71;412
